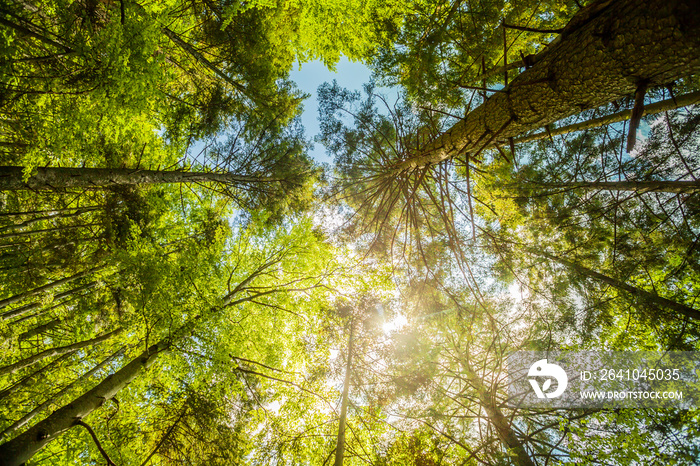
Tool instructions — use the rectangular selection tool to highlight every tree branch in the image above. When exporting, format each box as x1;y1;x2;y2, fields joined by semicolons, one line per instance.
502;22;564;34
73;420;116;466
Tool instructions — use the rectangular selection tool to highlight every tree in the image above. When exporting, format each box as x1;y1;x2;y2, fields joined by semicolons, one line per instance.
4;0;700;463
0;116;316;220
387;0;700;172
371;0;580;104
333;318;354;466
0;210;337;465
471;97;700;341
511;90;700;145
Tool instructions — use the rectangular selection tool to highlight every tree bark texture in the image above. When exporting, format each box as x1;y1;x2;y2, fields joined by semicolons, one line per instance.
396;0;700;172
0;167;271;191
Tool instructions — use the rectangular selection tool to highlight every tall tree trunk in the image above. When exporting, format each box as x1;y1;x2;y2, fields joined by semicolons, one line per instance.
533;249;700;321
460;360;535;466
161;27;249;98
395;0;700;172
0;262;277;464
0;337;169;466
0;13;73;53
0;223;98;240
0;328;120;377
137;406;188;466
0;207;98;233
0;348;123;441
0;166;277;191
17;318;62;341
521;180;700;194
512;90;700;145
0;206;100;218
0;240;77;265
1;261;61;274
1;283;93;322
0;265;103;310
0;352;74;402
333;323;354;466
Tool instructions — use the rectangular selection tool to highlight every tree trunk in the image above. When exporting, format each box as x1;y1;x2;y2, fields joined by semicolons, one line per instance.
0;352;75;402
461;360;535;466
512;90;700;145
0;263;275;464
0;348;123;441
0;328;120;377
0;223;98;240
0;338;168;466
0;207;97;233
395;0;700;172
17;318;62;341
0;166;275;191
0;14;73;53
333;323;354;466
161;27;249;97
0;265;103;310
137;406;188;466
0;206;100;218
522;180;700;194
1;283;93;322
0;240;77;265
534;249;700;321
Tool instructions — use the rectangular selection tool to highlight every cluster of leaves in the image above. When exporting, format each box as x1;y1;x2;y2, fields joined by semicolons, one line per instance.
370;0;581;107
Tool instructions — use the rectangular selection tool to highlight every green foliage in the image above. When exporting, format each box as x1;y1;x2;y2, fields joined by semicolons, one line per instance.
370;0;581;107
2;0;700;464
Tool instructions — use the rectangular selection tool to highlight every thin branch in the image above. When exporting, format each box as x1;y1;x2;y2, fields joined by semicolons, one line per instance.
502;22;563;34
74;420;117;466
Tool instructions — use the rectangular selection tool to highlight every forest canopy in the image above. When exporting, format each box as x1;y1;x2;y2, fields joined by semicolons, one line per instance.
1;0;700;465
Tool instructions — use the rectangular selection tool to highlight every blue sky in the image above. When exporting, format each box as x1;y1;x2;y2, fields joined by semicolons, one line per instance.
290;57;371;164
